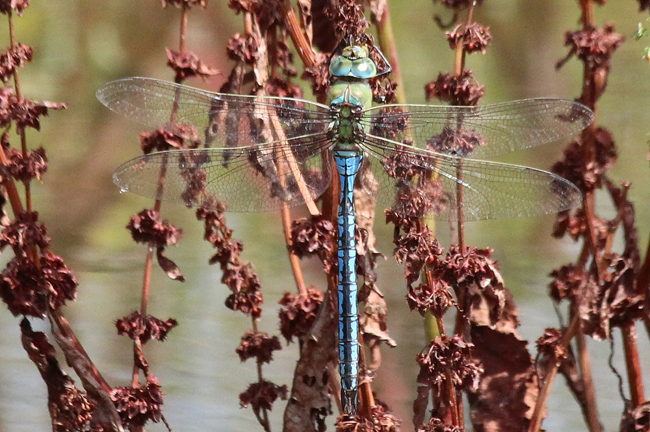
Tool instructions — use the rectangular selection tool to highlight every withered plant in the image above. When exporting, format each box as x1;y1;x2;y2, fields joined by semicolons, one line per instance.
2;1;650;432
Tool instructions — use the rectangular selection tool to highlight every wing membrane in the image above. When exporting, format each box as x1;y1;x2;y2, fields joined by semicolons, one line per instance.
362;99;593;159
361;134;581;221
97;77;334;149
113;136;333;212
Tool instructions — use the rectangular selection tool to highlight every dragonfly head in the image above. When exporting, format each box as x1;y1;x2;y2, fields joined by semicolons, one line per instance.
329;44;378;80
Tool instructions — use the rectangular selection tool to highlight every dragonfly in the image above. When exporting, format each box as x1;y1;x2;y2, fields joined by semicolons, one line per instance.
96;42;593;416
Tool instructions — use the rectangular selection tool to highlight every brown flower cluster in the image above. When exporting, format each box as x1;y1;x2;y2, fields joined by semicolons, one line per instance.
621;401;650;432
278;288;324;342
0;86;66;134
0;43;32;82
112;378;164;430
426;126;485;158
127;209;185;281
0;0;30;16
415;335;482;398
582;254;644;340
3;146;47;182
446;23;491;54
166;48;219;82
385;179;448;225
336;403;399;432
239;379;288;417
548;263;589;302
424;71;484;106
394;225;443;288
127;209;182;247
323;0;369;40
557;25;623;100
369;107;409;141
417;417;463;432
535;328;569;363
552;127;616;192
0;212;77;317
1;252;77;317
289;215;335;272
197;200;264;318
236;329;282;363
227;33;261;65
302;52;330;99
115;311;178;344
140;125;200;154
552;208;609;248
0;210;49;253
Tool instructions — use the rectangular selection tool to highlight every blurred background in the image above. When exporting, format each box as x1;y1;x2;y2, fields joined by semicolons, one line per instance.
0;1;649;431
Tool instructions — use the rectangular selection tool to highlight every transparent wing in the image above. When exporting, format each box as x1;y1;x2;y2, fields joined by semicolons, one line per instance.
113;136;333;212
360;135;581;221
361;99;593;159
96;77;334;148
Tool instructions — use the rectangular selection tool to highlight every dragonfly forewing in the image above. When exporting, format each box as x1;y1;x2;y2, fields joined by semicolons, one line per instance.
363;98;594;159
96;77;334;149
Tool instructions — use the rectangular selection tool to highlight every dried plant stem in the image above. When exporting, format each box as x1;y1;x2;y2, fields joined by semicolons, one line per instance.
576;329;600;432
357;336;376;418
374;3;406;105
529;312;581;432
281;206;308;295
179;4;188;56
0;145;25;216
621;323;644;407
280;0;316;68
638;236;650;337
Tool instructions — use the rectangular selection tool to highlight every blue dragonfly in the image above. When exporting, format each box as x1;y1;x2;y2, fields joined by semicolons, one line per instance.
96;43;593;416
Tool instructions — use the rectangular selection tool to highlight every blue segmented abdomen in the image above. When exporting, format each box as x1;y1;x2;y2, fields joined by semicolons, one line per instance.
335;153;363;415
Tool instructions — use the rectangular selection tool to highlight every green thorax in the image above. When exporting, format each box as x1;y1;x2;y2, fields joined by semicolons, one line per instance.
328;45;377;154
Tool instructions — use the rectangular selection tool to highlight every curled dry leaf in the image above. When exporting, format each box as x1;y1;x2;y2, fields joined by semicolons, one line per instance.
156;247;185;281
20;319;95;432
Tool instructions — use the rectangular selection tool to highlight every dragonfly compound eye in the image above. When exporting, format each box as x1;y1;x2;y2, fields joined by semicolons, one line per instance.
330;55;353;78
351;57;377;79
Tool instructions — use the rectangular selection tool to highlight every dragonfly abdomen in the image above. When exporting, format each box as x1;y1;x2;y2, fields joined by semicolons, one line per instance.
335;154;363;415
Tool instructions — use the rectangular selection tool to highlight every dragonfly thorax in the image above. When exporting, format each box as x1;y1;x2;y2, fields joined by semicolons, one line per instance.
329;101;366;154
